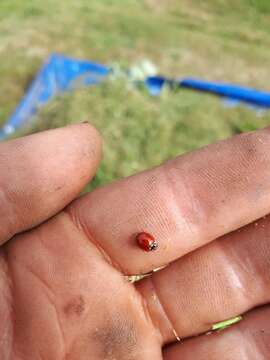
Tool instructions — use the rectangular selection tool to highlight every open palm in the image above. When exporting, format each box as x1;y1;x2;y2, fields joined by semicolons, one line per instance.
1;123;270;360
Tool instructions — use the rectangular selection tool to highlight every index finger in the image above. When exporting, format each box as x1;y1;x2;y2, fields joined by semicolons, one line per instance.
67;127;270;274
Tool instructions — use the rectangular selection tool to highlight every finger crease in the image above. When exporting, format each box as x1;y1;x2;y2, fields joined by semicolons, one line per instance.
1;248;15;359
149;276;181;344
64;208;125;274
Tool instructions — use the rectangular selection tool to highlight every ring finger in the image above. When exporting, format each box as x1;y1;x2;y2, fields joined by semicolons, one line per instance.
137;214;270;344
163;305;270;359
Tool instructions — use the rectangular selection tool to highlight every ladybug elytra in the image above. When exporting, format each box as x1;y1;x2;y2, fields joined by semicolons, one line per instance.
136;232;158;252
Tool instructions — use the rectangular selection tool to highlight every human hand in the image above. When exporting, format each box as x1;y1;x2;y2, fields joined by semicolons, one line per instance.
1;124;270;359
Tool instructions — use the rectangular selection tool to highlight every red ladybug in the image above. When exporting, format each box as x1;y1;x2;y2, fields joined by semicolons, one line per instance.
136;232;158;252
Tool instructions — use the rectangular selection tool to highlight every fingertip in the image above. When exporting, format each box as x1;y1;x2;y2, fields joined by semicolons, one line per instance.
57;121;103;185
70;121;103;164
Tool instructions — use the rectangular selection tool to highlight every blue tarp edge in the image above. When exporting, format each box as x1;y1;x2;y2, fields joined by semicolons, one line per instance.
1;54;270;140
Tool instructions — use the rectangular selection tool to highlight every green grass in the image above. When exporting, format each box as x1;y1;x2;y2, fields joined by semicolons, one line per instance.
212;315;242;331
1;0;270;188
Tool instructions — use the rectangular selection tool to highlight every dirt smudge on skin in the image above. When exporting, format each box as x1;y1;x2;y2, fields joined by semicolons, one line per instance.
63;295;85;317
91;313;138;360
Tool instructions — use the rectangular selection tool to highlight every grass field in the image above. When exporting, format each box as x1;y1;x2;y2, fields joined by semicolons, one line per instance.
0;0;270;188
